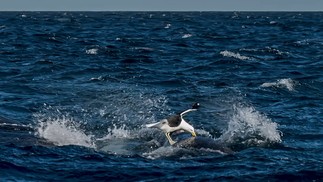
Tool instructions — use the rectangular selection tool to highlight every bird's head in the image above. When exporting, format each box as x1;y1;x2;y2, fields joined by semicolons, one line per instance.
181;120;197;137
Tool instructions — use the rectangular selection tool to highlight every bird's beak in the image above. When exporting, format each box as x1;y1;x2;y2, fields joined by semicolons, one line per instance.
191;131;197;137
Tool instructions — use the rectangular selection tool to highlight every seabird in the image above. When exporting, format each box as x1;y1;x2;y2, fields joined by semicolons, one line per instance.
146;103;200;145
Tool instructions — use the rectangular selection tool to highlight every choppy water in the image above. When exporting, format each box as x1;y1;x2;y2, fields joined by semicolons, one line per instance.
0;12;322;181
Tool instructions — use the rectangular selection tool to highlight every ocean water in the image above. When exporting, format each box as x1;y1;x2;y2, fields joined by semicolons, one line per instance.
0;12;322;181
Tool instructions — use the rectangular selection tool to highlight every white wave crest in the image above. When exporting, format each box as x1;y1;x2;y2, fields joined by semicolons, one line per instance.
219;104;282;145
164;23;171;29
270;21;277;24
182;34;192;39
35;115;94;148
261;78;297;91
86;48;98;55
220;50;250;60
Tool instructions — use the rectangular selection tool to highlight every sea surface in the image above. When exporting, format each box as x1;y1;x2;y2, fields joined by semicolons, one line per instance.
0;12;322;181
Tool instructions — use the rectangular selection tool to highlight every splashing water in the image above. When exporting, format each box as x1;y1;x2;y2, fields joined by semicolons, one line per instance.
96;124;132;141
31;90;169;154
34;111;138;155
95;124;143;155
35;114;95;148
94;92;168;128
219;104;282;146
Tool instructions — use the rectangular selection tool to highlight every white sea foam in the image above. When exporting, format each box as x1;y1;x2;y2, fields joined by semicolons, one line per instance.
90;76;104;81
182;34;192;39
164;24;171;29
220;50;250;60
86;48;98;55
35;115;94;148
261;78;297;91
219;104;282;145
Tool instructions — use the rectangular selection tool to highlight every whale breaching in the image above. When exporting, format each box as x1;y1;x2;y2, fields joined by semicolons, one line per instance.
146;103;200;145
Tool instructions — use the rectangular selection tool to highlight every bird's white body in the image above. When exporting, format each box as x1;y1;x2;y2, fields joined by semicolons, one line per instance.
146;104;199;145
146;118;195;145
146;118;194;134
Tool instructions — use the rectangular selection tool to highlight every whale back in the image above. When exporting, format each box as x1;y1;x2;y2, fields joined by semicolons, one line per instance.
173;136;234;154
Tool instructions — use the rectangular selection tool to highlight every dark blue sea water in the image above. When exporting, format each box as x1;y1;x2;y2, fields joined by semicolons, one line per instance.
0;12;322;181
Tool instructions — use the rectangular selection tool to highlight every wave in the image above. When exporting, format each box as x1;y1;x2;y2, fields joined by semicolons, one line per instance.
182;34;192;39
220;50;251;60
260;78;297;91
164;23;171;29
85;48;99;55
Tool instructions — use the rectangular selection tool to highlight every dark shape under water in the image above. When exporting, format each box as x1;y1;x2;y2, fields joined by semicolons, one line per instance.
173;136;234;154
